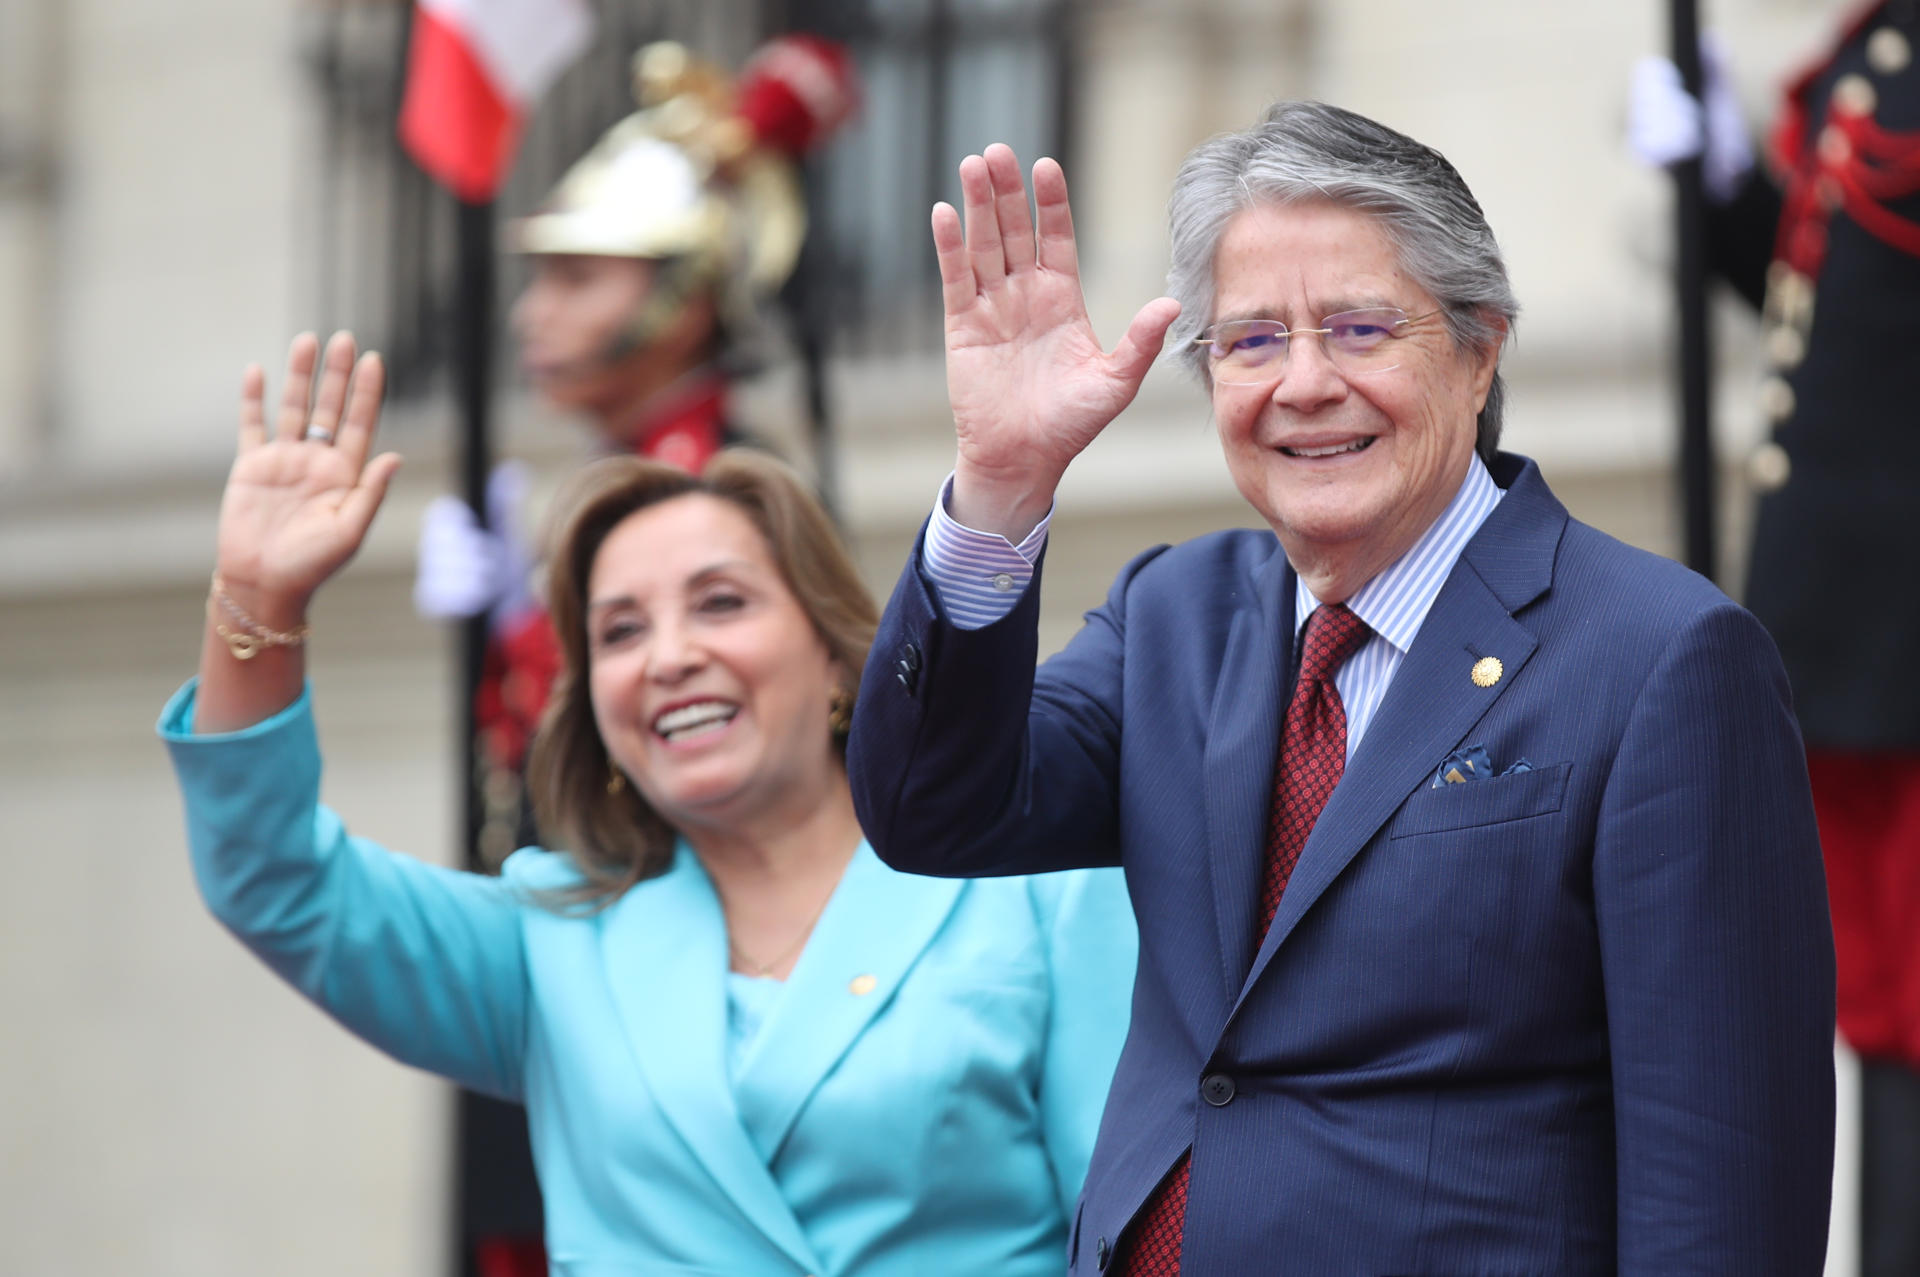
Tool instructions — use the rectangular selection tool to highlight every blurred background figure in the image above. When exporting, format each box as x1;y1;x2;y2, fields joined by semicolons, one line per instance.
417;34;858;853
508;38;854;465
1630;6;1920;1275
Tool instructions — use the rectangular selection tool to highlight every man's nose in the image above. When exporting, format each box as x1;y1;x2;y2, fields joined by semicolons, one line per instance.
1268;331;1349;410
509;289;546;344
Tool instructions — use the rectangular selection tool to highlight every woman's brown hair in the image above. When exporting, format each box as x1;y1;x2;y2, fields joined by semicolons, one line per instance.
525;449;878;906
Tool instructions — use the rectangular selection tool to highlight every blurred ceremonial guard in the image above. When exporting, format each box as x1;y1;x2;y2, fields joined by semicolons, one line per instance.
1633;4;1920;1272
411;36;857;1277
417;35;857;859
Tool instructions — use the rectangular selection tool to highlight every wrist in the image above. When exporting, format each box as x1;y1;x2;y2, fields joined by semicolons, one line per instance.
949;457;1060;543
210;573;311;636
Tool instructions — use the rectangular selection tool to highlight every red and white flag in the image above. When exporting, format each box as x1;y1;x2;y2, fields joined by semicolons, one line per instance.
398;0;596;203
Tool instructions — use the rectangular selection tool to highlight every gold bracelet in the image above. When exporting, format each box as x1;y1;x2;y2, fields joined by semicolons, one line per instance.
209;572;310;660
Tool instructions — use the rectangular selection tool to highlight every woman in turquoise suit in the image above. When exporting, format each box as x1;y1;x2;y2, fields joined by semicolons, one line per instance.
161;332;1136;1276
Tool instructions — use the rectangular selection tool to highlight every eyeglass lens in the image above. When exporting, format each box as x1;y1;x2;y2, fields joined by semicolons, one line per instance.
1203;308;1413;384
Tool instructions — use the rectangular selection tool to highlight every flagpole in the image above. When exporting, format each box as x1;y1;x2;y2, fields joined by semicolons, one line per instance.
397;5;598;1270
788;180;839;522
454;195;494;873
1670;0;1717;580
451;193;503;1277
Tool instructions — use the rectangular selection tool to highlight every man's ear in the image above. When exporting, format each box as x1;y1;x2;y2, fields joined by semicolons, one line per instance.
1468;312;1509;413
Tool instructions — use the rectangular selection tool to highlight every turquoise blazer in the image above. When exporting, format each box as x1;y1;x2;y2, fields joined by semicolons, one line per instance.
160;682;1137;1277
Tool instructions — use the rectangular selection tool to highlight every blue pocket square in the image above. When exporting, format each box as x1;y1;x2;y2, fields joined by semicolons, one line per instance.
1431;745;1535;788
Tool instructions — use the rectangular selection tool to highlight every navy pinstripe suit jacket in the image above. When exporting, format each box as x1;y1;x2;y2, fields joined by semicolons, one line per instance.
849;453;1836;1275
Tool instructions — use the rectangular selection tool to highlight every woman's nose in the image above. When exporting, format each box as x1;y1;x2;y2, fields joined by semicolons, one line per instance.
646;617;705;680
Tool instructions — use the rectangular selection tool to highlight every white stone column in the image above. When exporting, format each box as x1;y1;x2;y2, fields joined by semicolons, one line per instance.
52;0;307;477
0;0;63;480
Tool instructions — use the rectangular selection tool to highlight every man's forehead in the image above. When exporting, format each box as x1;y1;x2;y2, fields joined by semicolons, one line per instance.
1211;204;1406;300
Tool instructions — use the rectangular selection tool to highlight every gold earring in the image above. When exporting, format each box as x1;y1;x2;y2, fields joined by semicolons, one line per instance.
828;686;854;738
606;766;626;795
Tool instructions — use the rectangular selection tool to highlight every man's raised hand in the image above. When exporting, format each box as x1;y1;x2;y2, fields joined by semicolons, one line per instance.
936;144;1181;538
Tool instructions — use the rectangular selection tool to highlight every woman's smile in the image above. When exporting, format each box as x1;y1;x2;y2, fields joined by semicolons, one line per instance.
587;493;844;831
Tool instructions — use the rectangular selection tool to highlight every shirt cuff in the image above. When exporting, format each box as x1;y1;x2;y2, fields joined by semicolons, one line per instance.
920;473;1052;630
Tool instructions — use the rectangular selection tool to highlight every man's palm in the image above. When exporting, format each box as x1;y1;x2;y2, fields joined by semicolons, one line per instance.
935;145;1181;492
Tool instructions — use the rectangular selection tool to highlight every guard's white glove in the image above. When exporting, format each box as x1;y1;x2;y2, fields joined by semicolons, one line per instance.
1628;36;1755;204
414;460;536;622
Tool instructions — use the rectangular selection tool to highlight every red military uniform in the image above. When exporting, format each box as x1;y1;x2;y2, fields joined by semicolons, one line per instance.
1703;5;1920;1271
1725;0;1920;1071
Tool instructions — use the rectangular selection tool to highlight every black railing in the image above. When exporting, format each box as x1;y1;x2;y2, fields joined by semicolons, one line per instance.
301;0;1073;402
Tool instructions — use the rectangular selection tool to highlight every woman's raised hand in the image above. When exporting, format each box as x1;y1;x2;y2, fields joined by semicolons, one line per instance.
217;332;401;614
936;144;1181;537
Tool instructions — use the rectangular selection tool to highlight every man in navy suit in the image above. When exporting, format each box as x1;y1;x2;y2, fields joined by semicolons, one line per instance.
848;102;1836;1274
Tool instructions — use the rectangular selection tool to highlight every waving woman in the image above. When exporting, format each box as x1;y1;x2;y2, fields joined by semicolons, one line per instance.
163;331;1136;1276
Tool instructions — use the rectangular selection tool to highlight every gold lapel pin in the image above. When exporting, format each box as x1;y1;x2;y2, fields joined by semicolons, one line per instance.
848;974;877;996
1471;656;1504;688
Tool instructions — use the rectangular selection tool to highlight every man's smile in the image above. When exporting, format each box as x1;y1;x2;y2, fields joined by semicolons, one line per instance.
1279;436;1377;459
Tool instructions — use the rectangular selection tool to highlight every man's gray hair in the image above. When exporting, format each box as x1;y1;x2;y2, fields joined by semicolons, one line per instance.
1167;101;1519;460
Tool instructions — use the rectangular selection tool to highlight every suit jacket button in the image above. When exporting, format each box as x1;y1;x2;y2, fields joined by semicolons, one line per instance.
895;670;913;693
901;642;922;672
1094;1235;1111;1270
1202;1072;1236;1106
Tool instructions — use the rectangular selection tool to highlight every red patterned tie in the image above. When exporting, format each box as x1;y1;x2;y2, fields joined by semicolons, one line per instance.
1112;603;1371;1276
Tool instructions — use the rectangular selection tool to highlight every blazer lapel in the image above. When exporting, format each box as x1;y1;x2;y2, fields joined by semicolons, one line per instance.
731;844;964;1166
1203;546;1296;1001
600;846;823;1275
1237;464;1565;1004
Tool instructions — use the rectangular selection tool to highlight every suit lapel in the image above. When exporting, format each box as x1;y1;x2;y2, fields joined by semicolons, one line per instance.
1203;546;1296;1001
1236;461;1565;1005
600;845;823;1275
732;843;964;1166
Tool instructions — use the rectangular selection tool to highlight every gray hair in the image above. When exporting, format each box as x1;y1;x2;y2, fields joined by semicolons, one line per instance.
1167;101;1519;460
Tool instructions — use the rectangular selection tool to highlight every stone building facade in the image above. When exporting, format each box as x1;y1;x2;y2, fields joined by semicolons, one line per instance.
0;1;1850;1273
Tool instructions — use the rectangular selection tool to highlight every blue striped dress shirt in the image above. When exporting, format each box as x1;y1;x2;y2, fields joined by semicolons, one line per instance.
921;457;1504;762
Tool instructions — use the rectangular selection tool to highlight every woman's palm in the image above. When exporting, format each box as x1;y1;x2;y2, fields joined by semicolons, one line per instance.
217;332;402;602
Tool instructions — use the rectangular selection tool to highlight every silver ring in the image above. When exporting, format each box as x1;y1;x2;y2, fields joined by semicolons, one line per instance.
303;425;335;444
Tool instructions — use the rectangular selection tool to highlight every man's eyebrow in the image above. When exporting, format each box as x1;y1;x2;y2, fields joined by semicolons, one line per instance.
1322;293;1398;313
1215;295;1402;325
1214;304;1286;323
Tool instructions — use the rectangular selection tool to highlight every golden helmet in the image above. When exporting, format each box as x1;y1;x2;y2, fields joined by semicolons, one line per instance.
513;37;857;313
